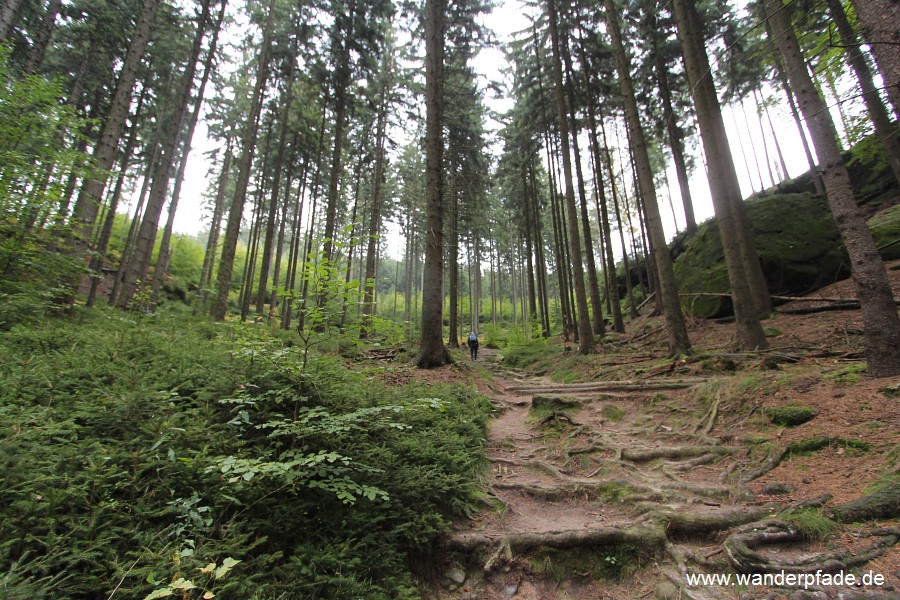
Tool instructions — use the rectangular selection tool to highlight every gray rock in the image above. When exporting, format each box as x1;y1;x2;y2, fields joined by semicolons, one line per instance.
446;566;466;586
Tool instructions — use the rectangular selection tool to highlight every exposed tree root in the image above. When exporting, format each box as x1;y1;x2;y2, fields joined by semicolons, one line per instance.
483;538;512;573
664;453;722;471
724;519;899;573
742;447;789;483
445;523;667;553
828;481;900;522
491;457;571;479
693;392;720;436
491;479;664;502
622;445;735;463
638;503;782;536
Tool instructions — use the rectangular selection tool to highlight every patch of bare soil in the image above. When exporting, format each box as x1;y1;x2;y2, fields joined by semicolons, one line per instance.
414;261;900;600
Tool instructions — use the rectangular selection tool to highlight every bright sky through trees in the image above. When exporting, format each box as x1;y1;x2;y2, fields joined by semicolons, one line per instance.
169;0;852;256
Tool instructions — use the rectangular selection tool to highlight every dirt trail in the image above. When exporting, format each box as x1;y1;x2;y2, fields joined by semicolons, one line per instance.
434;348;899;600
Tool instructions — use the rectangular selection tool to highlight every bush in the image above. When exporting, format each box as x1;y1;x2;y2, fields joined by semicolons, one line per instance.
0;310;491;599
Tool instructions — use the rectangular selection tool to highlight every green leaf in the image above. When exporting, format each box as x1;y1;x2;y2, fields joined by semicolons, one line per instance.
143;588;174;600
214;557;241;579
169;577;195;590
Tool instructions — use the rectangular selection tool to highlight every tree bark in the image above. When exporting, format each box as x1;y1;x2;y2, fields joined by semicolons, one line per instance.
362;42;395;339
256;52;297;315
647;12;697;235
22;0;61;74
416;0;450;368
116;0;214;308
852;0;900;114
197;143;232;311
603;0;691;355
562;36;605;337
0;0;23;40
321;0;358;265
68;0;161;263
672;0;770;350
765;0;900;377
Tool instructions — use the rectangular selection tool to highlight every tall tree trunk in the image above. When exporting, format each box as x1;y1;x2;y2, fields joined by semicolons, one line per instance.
587;115;625;333
754;87;790;182
22;0;61;74
321;0;358;265
765;0;900;377
362;41;394;339
0;0;23;40
416;0;450;368
826;0;900;186
256;55;297;315
116;0;214;308
546;0;593;354
672;0;770;350
447;170;460;346
283;96;328;329
562;35;605;336
86;86;147;307
211;0;276;320
528;157;551;337
646;15;697;234
151;0;224;310
68;0;161;263
578;44;625;332
603;118;638;319
603;0;691;355
852;0;900;114
109;143;158;306
197;142;232;311
764;18;826;196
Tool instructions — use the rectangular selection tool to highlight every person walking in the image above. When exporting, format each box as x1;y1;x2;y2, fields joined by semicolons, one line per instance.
467;331;479;360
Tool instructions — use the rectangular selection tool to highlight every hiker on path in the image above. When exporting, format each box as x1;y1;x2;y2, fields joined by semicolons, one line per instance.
467;331;479;360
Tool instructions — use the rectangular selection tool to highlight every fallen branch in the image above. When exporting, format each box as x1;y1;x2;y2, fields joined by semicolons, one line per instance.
445;523;667;553
777;302;862;315
509;378;707;394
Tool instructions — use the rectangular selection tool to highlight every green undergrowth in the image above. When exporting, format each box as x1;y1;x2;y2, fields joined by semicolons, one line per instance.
780;508;836;541
501;338;562;369
0;309;491;599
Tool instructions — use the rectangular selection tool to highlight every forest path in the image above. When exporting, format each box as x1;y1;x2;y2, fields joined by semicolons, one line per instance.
434;348;897;600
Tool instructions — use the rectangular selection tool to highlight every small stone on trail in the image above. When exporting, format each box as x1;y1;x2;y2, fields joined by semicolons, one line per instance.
446;566;466;585
762;482;797;495
502;583;519;599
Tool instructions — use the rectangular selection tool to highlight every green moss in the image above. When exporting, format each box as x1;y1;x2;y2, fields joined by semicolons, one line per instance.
879;383;900;398
672;193;855;317
867;203;900;260
528;544;640;582
825;363;867;384
601;404;625;422
787;436;871;456
764;405;817;427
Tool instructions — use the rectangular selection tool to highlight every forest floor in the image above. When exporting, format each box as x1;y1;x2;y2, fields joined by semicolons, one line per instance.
407;261;900;600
